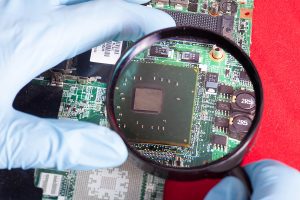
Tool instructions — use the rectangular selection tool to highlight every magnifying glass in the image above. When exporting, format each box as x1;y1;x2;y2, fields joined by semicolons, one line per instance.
106;27;263;192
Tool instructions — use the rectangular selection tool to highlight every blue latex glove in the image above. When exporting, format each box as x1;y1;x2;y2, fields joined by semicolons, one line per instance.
205;160;300;200
0;0;175;170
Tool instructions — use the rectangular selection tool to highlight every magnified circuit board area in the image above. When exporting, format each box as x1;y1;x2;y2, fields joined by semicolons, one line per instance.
114;39;256;167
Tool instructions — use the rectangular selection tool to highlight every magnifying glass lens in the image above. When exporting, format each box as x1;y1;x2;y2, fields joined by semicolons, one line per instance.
112;37;256;168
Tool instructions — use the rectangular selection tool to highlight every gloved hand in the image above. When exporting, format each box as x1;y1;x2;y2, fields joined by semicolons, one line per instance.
205;160;300;200
0;0;175;170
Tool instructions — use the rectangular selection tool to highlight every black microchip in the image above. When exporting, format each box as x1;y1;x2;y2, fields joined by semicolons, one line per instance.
239;71;250;81
13;84;63;118
162;9;223;33
205;72;219;93
188;3;198;12
216;101;231;111
222;15;234;40
133;88;163;113
214;117;229;128
181;52;200;63
211;134;227;146
114;62;198;147
218;84;234;95
206;73;219;83
149;46;170;57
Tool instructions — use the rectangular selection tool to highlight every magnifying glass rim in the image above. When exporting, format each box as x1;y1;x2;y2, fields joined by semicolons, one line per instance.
107;27;263;173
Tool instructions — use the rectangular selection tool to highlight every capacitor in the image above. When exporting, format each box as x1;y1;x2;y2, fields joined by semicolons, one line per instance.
209;2;219;16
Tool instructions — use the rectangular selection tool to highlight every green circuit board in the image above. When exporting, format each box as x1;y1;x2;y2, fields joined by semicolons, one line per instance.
30;0;255;199
58;79;107;126
33;78;165;200
150;0;254;54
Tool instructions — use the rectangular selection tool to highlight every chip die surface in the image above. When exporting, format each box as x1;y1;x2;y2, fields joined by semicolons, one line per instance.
133;88;163;113
114;62;198;147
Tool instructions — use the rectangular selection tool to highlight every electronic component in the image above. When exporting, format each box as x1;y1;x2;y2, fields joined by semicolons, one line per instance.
206;72;219;93
240;8;253;20
170;0;189;7
216;101;231;111
152;0;169;6
232;90;256;114
225;68;230;77
220;0;238;15
188;3;198;12
180;52;200;63
222;15;235;40
114;62;198;147
149;46;170;57
214;117;229;128
133;88;163;113
211;134;227;146
239;70;250;81
35;160;165;200
161;9;235;39
209;2;219;16
229;113;254;140
218;84;234;95
210;45;225;61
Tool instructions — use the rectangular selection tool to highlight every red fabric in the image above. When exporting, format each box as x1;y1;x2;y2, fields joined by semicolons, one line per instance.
164;0;300;199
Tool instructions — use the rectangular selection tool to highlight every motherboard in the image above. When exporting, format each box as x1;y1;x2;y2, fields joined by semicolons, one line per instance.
13;0;255;199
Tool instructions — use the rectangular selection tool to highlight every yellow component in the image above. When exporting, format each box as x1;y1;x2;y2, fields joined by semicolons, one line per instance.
240;8;253;19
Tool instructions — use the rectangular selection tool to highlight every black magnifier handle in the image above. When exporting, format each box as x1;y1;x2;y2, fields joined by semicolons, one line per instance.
228;166;253;195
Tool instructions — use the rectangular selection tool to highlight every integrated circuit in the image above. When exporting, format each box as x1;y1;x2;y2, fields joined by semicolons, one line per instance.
114;62;198;147
188;3;198;12
149;46;171;58
214;117;229;128
216;101;231;111
180;52;200;63
133;88;163;113
206;72;219;93
239;70;250;81
218;84;234;95
211;134;227;146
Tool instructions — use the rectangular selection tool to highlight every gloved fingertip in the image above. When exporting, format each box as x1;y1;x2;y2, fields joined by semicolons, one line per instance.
125;0;150;4
205;177;249;200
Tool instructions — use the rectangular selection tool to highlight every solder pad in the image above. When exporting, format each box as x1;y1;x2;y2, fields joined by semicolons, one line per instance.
114;62;198;147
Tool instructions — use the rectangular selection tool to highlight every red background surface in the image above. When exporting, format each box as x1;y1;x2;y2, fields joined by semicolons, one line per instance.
164;0;300;199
